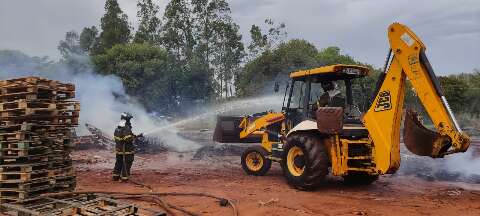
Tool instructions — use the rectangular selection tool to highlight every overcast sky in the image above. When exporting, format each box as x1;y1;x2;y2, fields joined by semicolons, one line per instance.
0;0;478;74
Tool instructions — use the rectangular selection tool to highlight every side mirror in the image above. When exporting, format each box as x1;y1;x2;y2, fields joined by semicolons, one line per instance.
274;82;280;92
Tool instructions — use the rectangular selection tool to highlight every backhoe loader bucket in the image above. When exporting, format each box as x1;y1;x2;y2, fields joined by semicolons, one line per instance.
213;115;261;143
403;109;451;158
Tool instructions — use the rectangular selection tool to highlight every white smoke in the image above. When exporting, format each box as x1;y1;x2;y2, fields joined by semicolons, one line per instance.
0;54;199;152
444;149;480;176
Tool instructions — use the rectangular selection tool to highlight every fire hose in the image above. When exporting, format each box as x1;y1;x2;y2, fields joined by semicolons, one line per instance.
40;191;238;216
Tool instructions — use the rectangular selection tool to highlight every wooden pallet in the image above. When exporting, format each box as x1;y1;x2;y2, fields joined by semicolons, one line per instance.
0;162;50;173
48;166;74;178
51;175;76;192
0;84;54;96
49;159;72;169
52;180;75;190
54;90;75;100
0;154;49;165
0;123;73;134
55;101;80;111
0;178;51;192
0;77;57;87
0;115;79;126
0;92;75;103
0;195;43;205
0;77;78;207
0;131;37;141
0;91;57;103
0;170;49;183
0;140;46;150
0;122;33;133
0;146;49;157
51;181;75;192
0;187;50;201
0;109;58;118
0;99;56;111
1;194;147;216
0;82;74;96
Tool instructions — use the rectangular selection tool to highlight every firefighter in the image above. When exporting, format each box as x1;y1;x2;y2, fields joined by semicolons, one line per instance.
112;113;135;182
316;81;345;108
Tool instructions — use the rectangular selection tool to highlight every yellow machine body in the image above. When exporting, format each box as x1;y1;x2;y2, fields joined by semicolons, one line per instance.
217;23;470;187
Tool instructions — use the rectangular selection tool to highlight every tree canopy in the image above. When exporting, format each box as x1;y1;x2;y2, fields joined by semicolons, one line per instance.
3;0;476;119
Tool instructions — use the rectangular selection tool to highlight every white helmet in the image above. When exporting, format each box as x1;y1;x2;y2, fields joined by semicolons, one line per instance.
118;120;127;127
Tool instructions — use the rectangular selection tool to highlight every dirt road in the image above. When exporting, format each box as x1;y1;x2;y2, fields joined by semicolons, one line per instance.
73;150;480;216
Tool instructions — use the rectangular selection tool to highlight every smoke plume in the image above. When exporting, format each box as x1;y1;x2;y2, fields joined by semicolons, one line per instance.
0;51;199;152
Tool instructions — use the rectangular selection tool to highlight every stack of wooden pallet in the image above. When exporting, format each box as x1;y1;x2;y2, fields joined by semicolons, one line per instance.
0;193;164;216
0;77;79;204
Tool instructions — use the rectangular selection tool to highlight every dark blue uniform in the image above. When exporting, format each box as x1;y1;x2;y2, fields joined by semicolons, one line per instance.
112;126;135;181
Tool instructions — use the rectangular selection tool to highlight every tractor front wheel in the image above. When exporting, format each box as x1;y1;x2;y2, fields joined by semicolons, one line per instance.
241;146;272;176
281;133;329;190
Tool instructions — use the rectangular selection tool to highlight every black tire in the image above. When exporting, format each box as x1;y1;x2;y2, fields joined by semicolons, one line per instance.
281;133;329;190
343;172;379;185
241;146;272;176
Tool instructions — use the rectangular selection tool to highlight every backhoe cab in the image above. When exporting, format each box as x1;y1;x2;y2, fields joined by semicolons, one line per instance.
214;23;471;190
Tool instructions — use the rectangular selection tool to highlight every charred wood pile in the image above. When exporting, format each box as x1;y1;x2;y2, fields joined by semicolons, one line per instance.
73;123;114;150
0;77;79;204
73;123;167;154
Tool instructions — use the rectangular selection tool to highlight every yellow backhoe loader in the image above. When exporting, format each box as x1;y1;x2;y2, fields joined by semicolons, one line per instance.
213;23;471;190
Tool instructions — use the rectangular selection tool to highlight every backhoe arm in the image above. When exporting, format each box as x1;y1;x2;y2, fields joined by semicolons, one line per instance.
363;23;470;174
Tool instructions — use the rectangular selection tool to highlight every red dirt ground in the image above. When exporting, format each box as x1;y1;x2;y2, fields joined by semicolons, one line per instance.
73;150;480;216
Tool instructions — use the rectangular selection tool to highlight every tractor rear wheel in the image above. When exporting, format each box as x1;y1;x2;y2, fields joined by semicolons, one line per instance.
241;146;272;176
281;133;329;190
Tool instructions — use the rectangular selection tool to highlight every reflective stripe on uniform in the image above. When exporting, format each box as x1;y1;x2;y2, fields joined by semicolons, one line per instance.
114;135;134;141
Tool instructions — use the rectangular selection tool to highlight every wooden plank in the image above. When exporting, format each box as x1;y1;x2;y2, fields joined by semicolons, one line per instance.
48;166;75;178
0;140;46;150
0;169;49;182
0;123;72;134
0;162;49;172
0;76;56;87
0;109;59;118
0;178;51;192
0;99;56;111
0;187;50;200
0;154;50;165
0;146;50;157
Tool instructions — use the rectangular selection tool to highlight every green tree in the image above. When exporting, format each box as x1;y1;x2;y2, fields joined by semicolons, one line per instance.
79;26;99;53
58;31;92;73
236;41;377;99
237;39;317;96
211;21;244;98
134;0;161;44
96;0;131;54
247;19;287;60
439;76;468;113
191;0;244;98
93;43;177;111
161;0;194;60
58;31;83;57
247;24;267;59
317;46;356;65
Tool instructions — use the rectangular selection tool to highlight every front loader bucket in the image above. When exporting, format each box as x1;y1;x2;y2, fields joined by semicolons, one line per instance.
213;115;261;143
403;109;451;158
